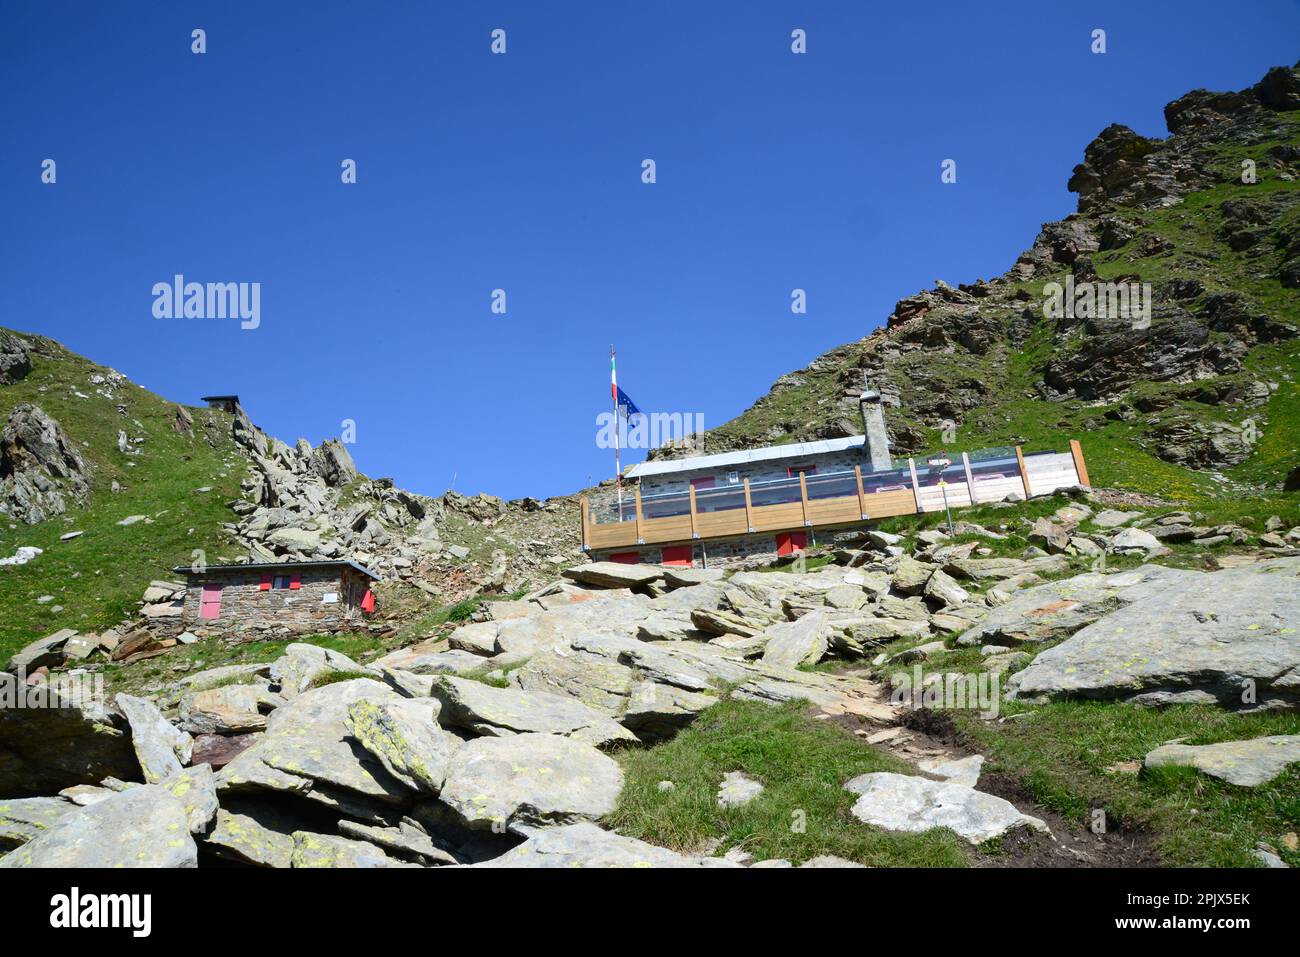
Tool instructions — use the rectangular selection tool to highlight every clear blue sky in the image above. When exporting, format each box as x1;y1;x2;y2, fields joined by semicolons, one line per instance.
2;2;1295;500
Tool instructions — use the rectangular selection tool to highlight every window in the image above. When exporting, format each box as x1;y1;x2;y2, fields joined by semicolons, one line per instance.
787;464;816;478
273;575;292;590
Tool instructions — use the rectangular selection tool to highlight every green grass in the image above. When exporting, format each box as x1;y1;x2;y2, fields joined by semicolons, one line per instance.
953;701;1300;868
0;331;245;665
607;698;970;866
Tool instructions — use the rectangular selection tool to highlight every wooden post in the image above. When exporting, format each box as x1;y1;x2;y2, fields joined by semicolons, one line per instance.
688;484;699;539
907;457;922;513
798;472;810;526
854;465;867;519
1015;445;1032;499
579;494;590;551
961;451;976;504
743;477;754;532
1069;439;1091;487
633;486;644;544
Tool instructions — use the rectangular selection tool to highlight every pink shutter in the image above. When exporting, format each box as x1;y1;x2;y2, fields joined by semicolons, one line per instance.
259;573;272;591
289;572;301;590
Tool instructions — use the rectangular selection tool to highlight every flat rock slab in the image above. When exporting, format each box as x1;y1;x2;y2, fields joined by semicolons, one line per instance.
957;564;1195;647
0;797;79;850
290;831;412;868
1091;509;1142;528
438;733;624;833
1008;558;1300;709
469;822;736;868
562;562;665;589
662;566;724;587
917;754;985;788
427;675;637;748
844;772;1048;844
1144;735;1300;786
0;784;197;868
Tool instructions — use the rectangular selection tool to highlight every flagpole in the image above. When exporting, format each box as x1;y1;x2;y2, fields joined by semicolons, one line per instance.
611;345;623;521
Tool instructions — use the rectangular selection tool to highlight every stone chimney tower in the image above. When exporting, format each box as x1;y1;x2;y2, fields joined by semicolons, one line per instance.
859;376;892;472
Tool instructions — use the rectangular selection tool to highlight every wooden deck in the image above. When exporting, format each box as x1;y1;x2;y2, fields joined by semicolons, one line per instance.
581;440;1088;553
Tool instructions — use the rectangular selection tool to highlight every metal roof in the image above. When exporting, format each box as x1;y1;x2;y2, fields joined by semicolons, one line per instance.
625;435;868;479
172;558;380;581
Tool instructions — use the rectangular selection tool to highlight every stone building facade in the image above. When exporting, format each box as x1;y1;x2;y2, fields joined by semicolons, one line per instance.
173;560;379;640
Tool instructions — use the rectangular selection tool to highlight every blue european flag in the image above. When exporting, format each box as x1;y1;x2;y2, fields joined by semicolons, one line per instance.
616;386;645;424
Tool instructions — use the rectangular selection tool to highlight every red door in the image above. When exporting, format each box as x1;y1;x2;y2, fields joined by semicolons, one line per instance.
199;584;223;620
610;551;640;564
661;545;693;567
775;532;807;556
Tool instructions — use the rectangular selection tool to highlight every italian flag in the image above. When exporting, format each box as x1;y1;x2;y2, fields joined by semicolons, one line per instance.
610;349;618;402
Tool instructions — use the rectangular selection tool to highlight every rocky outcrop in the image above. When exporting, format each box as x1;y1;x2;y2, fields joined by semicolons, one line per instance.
0;331;31;385
0;404;91;524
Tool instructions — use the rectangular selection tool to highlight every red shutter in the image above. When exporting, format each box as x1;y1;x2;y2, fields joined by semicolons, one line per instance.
610;551;640;565
259;573;272;591
776;532;807;556
361;589;376;613
662;546;693;567
289;572;301;590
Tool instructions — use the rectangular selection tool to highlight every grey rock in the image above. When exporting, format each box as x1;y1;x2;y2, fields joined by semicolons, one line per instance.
891;556;934;595
0;784;197;868
917;754;984;787
468;821;733;868
290;831;411;868
1144;735;1300;786
1091;509;1142;528
0;684;137;796
923;569;970;607
760;611;831;669
345;697;462;793
1108;527;1162;554
662;566;724;587
426;675;637;748
0;797;79;851
844;772;1048;844
562;562;664;589
115;693;194;784
159;764;219;833
717;770;764;808
6;628;77;672
1009;558;1300;709
438;733;624;833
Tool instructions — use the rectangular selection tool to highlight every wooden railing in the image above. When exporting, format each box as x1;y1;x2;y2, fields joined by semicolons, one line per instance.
581;440;1089;554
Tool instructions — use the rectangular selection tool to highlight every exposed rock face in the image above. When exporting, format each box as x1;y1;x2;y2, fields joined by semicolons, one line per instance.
1007;558;1300;710
0;331;32;385
0;404;91;523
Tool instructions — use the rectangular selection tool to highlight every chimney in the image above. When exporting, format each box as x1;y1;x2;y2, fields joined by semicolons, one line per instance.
859;378;892;472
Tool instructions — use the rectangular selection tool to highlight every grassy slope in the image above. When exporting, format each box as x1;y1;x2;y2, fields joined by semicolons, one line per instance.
0;333;244;662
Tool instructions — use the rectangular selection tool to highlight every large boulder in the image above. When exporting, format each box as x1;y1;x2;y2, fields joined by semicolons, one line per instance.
216;679;414;811
1008;558;1300;709
0;784;197;868
309;439;358;487
956;564;1195;647
437;733;624;833
424;676;637;748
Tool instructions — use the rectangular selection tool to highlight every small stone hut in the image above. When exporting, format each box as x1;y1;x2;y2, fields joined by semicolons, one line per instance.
172;559;380;639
